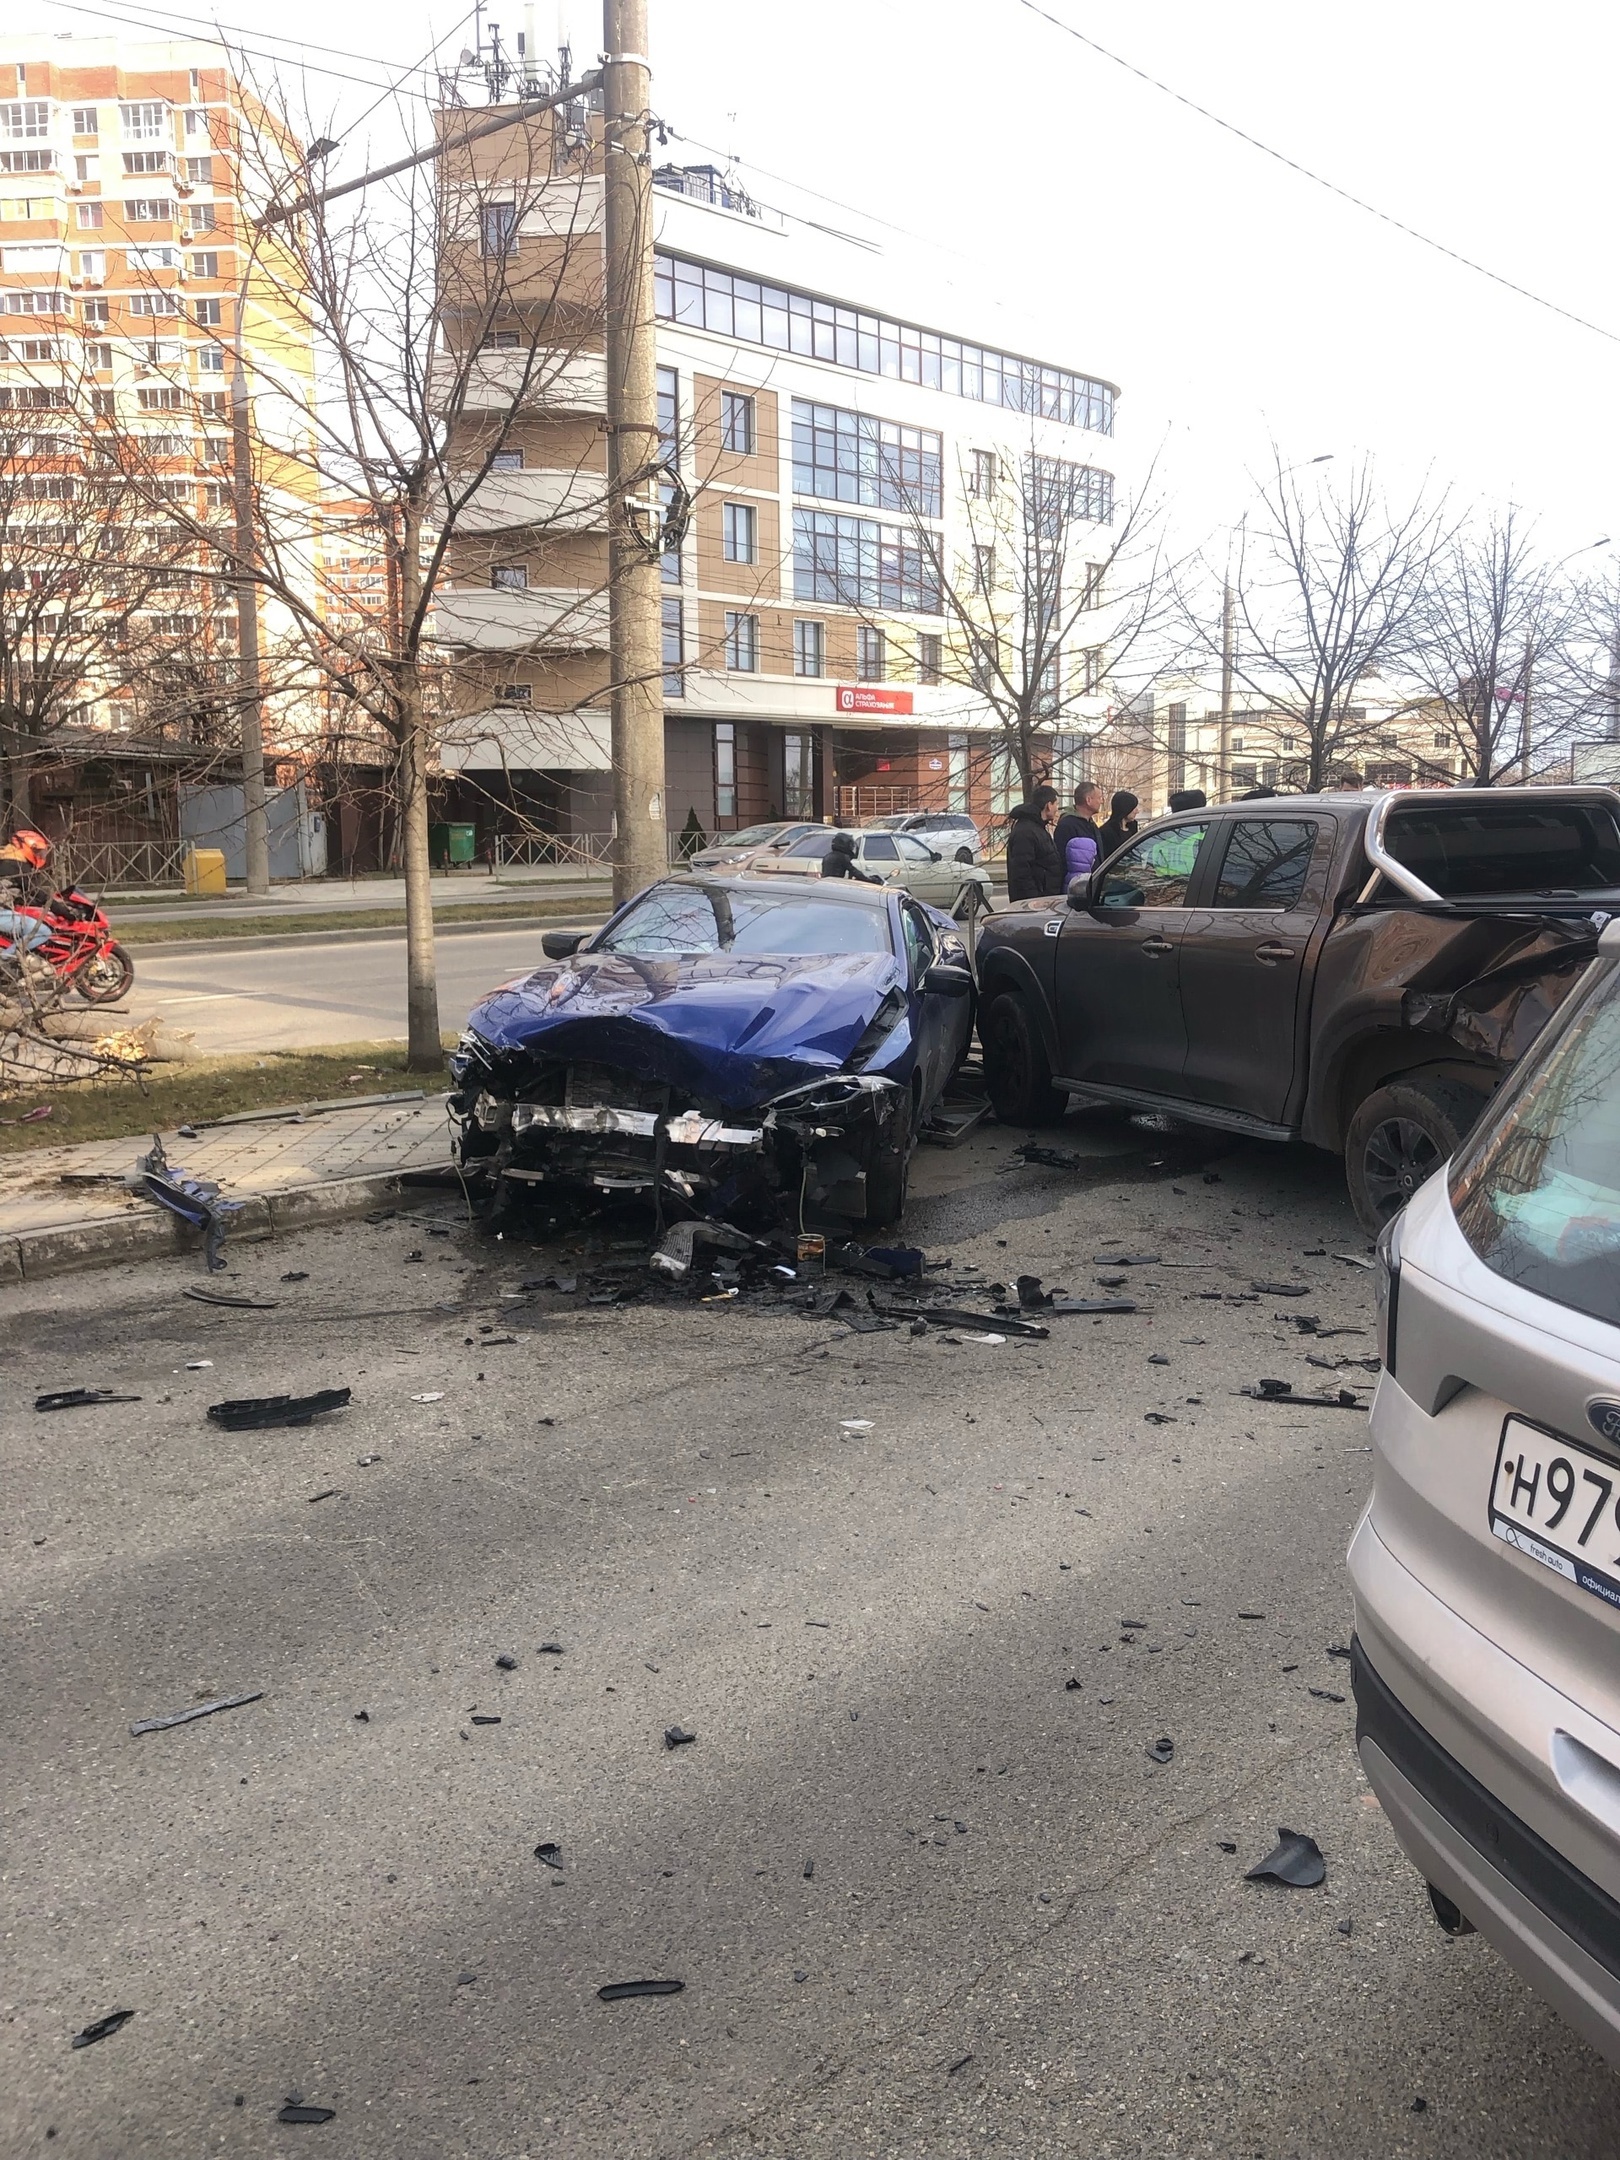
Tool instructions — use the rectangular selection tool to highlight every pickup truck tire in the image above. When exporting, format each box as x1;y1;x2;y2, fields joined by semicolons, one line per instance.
981;992;1069;1127
1345;1075;1486;1235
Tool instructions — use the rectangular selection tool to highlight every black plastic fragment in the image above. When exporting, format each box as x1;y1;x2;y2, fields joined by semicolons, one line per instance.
1243;1383;1365;1408
1093;1253;1161;1266
71;2009;134;2049
1016;1275;1053;1308
276;2102;336;2123
495;1653;517;1670
1308;1687;1346;1703
1145;1736;1175;1764
130;1689;263;1736
664;1724;697;1749
1143;1411;1176;1424
471;1713;502;1725
1253;1281;1310;1295
538;1641;565;1655
1014;1141;1087;1170
534;1841;563;1867
182;1285;276;1308
1049;1298;1139;1316
206;1388;350;1431
35;1388;141;1412
597;1979;684;2001
1064;1677;1082;1691
1245;1828;1326;1888
1326;1642;1352;1660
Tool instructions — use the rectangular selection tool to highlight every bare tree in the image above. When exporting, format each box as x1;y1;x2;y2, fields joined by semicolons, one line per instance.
122;77;627;1070
0;384;205;826
1405;508;1577;785
1201;452;1450;792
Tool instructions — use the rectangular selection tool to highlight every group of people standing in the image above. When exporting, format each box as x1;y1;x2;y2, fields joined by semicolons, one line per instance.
1005;780;1149;903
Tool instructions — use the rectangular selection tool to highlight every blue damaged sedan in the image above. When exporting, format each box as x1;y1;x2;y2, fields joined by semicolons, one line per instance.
449;875;974;1224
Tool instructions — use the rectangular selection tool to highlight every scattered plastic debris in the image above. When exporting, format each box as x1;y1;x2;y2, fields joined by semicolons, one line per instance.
70;2009;134;2049
356;1453;381;1467
495;1654;517;1671
1016;1274;1053;1308
206;1389;350;1432
1093;1253;1162;1266
1333;1252;1375;1269
1309;1687;1346;1703
1048;1298;1139;1317
130;1689;263;1737
409;1392;445;1404
1245;1828;1326;1888
126;1134;242;1271
276;2102;336;2124
35;1387;141;1412
538;1641;565;1655
307;1489;338;1505
1143;1411;1176;1425
664;1725;698;1749
1146;1736;1175;1764
948;2052;974;2074
597;1979;684;2001
1252;1281;1309;1296
534;1842;563;1867
1015;1141;1088;1170
183;1286;276;1309
1242;1382;1364;1409
280;1271;309;1283
840;1418;875;1432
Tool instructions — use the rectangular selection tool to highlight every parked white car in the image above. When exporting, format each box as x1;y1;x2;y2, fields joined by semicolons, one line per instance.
748;826;994;918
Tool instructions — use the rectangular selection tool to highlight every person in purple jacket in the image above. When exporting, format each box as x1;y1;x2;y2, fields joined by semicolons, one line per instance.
1063;824;1099;886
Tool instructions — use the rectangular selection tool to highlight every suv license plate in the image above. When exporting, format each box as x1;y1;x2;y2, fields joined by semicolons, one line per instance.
1490;1416;1620;1615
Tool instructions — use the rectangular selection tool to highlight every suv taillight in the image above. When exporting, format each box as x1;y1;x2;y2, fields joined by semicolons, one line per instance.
1375;1210;1403;1377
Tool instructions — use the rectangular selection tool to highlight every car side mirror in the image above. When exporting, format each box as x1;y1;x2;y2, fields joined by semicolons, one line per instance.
1068;878;1096;910
541;928;586;959
923;963;973;997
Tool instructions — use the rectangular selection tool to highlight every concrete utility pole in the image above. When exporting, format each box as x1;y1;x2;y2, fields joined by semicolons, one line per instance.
229;314;271;895
1217;581;1235;798
602;0;667;906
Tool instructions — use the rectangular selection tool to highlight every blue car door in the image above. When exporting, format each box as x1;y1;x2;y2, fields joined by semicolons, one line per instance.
900;899;961;1114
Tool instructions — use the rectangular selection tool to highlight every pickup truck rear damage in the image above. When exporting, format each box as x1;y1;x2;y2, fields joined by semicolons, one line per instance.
974;787;1620;1232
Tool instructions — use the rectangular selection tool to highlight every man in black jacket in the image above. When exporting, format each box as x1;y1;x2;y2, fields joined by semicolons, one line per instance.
821;829;883;883
1053;779;1104;867
1004;788;1063;901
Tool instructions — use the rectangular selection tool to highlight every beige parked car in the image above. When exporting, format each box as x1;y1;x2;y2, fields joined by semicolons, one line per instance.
747;825;993;919
1350;916;1620;2070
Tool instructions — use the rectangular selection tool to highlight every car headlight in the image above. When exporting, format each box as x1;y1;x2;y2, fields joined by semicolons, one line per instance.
1375;1210;1403;1376
472;1092;509;1132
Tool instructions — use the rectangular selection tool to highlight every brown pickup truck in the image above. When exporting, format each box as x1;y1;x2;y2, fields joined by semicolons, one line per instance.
975;788;1620;1231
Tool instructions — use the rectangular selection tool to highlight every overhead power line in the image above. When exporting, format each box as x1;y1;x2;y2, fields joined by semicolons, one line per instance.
1013;0;1620;350
45;0;442;98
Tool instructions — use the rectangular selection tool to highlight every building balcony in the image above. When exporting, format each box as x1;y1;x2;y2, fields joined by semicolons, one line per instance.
438;704;611;773
433;583;610;653
433;348;606;417
452;467;608;535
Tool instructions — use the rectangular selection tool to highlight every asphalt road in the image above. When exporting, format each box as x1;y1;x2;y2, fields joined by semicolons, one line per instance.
124;925;578;1055
5;1115;1618;2158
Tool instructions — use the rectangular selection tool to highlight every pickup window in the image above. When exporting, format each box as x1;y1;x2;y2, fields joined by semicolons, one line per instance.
1211;819;1319;909
1385;803;1620;899
1095;824;1208;909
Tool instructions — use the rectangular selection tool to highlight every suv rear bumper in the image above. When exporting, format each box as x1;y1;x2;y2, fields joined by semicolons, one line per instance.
1350;1521;1620;2070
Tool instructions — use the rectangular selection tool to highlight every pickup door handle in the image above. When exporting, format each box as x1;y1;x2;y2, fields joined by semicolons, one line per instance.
1140;936;1174;958
1254;942;1296;963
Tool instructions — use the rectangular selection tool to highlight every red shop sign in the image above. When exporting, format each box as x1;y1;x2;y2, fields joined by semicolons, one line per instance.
835;685;914;716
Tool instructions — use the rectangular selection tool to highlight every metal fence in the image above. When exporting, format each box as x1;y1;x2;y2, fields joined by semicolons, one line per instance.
57;838;189;891
494;832;707;870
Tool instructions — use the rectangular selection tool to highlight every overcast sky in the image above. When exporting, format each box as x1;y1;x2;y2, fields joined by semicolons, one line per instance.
21;0;1620;573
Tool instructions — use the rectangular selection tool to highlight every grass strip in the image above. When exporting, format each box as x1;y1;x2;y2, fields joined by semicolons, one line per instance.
117;897;596;944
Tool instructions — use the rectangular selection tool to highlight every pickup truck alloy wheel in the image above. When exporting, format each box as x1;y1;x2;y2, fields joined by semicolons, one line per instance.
981;992;1068;1127
1344;1075;1484;1235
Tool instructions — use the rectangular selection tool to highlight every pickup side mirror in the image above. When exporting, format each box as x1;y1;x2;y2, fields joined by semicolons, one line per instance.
923;963;973;997
541;928;586;959
1068;878;1096;911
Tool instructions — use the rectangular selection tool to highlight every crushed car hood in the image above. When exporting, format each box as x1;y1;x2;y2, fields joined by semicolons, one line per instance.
467;948;906;1110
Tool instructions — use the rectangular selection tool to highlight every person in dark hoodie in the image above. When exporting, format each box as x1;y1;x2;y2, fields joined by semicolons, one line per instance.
821;828;883;883
1004;786;1063;901
1096;789;1140;861
1053;779;1104;869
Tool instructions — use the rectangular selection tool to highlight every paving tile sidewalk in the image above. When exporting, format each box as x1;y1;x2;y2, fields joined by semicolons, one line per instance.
0;1093;456;1284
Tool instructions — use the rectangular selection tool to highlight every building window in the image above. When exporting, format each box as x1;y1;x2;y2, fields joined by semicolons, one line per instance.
654;250;1116;435
183;108;208;140
184;155;213;184
1082;561;1104;609
91;387;116;417
724;611;758;671
1035;652;1060;715
124;150;170;173
916;633;942;686
499;682;532;705
656;363;678;459
0;149;55;173
480;328;520;348
793;619;824;678
72;106;100;137
490;448;523;472
82;340;112;369
1432;729;1452;750
81;296;110;326
970;449;996;499
783;731;814;817
190;251;219;277
1031;454;1114;527
662;596;684;697
194;296;221;326
722;501;757;565
1082;649;1103;694
791;399;942;518
137;386;186;410
481;202;518;257
125;198;173;223
188;203;217;232
720;389;756;455
0;103;51;142
491;563;528;590
974;544;996;592
948;732;969;811
857;626;886;682
198;345;225;372
793;509;941;613
120;102;170;141
715;721;737;818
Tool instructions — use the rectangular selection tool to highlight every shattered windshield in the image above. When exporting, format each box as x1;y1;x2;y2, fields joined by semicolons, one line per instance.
1450;962;1620;1325
598;883;893;958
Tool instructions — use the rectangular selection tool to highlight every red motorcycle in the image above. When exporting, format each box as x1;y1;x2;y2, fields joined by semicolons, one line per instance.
0;831;134;1004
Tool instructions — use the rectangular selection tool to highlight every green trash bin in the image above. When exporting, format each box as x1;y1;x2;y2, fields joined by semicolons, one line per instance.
429;821;477;868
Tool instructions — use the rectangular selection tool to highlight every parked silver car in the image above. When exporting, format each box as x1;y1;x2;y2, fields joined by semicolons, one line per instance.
683;822;823;873
869;811;984;863
1350;915;1620;2071
748;825;994;918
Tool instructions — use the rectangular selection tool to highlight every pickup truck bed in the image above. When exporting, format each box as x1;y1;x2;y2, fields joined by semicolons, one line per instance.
975;788;1620;1230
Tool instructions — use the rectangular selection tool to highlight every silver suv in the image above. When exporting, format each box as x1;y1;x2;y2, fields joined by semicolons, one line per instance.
1350;917;1620;2069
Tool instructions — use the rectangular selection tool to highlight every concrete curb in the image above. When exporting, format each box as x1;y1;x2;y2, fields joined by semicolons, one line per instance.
3;1167;455;1285
120;911;605;959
